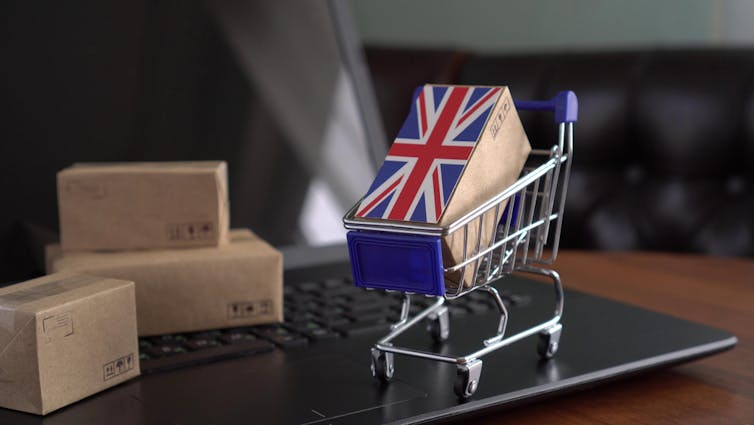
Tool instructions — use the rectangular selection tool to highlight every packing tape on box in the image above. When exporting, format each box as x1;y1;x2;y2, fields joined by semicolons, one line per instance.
0;275;101;309
0;275;100;352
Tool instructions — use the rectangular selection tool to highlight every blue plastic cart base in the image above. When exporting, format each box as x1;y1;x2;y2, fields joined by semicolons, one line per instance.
347;231;445;296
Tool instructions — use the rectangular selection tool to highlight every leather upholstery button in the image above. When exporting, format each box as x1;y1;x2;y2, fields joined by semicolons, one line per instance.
725;176;746;196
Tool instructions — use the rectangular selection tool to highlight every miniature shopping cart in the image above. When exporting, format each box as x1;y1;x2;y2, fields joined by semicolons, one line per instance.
343;91;577;399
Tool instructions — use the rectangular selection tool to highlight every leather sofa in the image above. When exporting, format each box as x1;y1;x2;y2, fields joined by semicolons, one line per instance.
366;48;754;257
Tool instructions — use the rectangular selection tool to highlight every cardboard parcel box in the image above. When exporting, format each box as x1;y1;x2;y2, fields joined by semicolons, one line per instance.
58;161;229;252
353;85;531;289
0;273;139;415
47;229;283;336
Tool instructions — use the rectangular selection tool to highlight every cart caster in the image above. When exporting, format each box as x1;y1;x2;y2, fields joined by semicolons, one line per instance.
427;306;450;342
454;359;483;399
370;348;394;382
537;323;562;360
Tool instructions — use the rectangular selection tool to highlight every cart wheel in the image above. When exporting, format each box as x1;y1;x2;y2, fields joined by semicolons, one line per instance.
454;360;483;399
537;323;562;360
370;348;394;382
427;306;450;342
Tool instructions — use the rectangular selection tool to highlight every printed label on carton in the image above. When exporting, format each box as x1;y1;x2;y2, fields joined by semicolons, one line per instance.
227;300;273;319
488;97;512;140
42;312;74;342
64;179;107;200
103;353;135;381
166;222;215;241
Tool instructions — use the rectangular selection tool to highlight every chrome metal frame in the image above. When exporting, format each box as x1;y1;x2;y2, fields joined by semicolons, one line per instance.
344;122;574;398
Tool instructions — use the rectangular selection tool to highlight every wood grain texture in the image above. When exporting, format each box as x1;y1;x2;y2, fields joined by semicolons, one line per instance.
468;251;754;425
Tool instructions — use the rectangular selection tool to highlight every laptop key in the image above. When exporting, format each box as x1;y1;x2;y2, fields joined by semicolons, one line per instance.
315;307;348;318
320;301;341;311
149;334;187;345
143;343;186;358
334;319;390;337
303;327;339;341
253;326;308;349
337;299;379;312
298;281;322;292
344;302;394;315
263;334;308;349
220;332;258;345
321;278;348;288
448;305;469;317
286;295;318;309
185;338;222;351
140;339;275;374
187;330;222;340
320;286;364;298
345;311;391;323
505;293;531;307
315;315;351;328
286;322;339;342
285;311;318;324
465;290;489;303
344;292;385;303
465;301;491;314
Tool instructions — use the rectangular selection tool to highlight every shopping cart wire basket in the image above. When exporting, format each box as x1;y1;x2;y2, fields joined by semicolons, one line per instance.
343;90;577;399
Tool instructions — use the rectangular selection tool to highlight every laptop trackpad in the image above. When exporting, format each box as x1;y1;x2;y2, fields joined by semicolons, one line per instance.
132;352;427;424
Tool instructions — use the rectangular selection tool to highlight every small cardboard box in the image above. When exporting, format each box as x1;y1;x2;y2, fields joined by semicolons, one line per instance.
0;273;139;415
354;85;531;288
57;161;229;252
46;229;283;336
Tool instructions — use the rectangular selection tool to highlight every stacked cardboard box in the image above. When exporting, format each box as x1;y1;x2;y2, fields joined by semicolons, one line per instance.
0;273;139;415
53;161;283;335
57;161;230;251
47;229;283;336
0;161;283;415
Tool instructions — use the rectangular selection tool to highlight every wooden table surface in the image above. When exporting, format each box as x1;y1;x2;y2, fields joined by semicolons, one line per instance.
471;250;754;425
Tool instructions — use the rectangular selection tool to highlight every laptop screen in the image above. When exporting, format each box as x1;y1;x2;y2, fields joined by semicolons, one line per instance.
205;0;386;247
0;1;385;279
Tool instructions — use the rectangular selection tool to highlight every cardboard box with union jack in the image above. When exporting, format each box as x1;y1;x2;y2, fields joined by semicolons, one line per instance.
354;84;531;289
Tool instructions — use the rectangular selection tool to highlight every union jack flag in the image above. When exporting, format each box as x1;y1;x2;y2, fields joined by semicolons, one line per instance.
356;85;502;223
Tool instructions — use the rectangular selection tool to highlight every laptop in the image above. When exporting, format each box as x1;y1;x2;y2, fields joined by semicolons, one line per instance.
0;1;736;423
0;246;737;424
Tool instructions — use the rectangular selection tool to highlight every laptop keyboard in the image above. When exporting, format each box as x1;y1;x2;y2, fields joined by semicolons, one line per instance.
139;276;530;374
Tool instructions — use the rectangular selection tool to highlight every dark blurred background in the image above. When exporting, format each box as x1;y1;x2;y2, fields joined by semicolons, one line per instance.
0;1;377;281
352;0;754;259
1;1;753;282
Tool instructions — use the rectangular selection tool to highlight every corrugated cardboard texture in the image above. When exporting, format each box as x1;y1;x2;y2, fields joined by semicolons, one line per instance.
440;87;531;288
0;273;139;415
58;161;229;252
47;229;283;336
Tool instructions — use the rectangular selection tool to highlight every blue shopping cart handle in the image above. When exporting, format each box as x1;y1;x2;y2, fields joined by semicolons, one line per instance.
514;91;578;124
